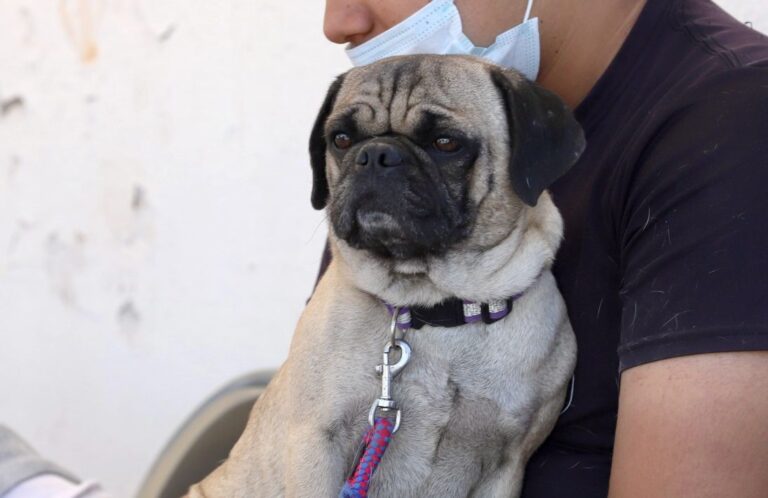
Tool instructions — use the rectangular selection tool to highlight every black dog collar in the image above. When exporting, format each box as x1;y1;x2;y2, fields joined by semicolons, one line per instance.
385;296;518;330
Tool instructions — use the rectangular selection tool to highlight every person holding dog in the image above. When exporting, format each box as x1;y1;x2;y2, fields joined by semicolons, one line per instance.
4;2;764;497
321;0;768;496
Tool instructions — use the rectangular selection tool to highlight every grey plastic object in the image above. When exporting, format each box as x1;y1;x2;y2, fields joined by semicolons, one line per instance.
0;425;78;495
136;371;274;498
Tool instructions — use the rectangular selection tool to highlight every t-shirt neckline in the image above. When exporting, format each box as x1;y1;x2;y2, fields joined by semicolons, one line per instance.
574;0;674;132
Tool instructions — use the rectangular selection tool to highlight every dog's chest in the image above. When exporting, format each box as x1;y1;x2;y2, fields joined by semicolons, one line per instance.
395;321;538;434
337;320;539;496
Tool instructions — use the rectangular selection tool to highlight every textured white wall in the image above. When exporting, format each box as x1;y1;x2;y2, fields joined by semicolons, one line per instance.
718;0;768;32
0;1;765;496
1;0;347;495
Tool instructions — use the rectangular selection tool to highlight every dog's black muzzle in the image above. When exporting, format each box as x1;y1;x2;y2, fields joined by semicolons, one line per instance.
330;137;466;260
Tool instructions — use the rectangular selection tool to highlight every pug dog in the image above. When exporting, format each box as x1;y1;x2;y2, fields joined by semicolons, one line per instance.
188;54;583;498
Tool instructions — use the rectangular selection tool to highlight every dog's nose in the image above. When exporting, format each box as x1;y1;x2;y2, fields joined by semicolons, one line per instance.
356;143;404;168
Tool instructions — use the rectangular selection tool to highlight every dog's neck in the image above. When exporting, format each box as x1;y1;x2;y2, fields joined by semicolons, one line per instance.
331;193;563;308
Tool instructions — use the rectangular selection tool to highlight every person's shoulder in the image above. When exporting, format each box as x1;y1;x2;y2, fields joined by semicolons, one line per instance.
667;0;768;70
647;0;768;115
628;64;768;192
679;64;768;108
654;64;768;143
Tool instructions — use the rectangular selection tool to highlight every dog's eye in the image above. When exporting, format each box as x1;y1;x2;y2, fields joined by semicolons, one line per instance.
433;137;461;153
333;133;353;150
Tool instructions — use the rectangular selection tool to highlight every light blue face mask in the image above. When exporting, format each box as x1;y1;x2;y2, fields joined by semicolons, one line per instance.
346;0;540;81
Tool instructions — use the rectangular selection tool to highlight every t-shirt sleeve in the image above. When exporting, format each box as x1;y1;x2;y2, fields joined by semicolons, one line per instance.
617;66;768;371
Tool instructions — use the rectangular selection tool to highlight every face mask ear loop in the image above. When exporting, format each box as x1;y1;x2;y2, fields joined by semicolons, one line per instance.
523;0;534;22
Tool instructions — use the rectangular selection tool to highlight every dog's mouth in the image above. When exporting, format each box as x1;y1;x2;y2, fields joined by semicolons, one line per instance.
343;205;422;259
332;195;470;260
356;210;401;236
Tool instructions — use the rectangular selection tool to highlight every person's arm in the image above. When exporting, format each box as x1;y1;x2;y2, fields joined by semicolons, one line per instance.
608;351;768;497
608;68;768;497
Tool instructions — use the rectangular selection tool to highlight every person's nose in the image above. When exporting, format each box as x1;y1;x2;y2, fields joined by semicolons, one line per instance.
323;0;375;46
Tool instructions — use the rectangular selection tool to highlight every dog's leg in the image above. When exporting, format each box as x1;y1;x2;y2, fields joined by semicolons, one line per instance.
468;457;526;498
184;482;210;498
472;390;569;498
184;461;257;498
282;425;350;497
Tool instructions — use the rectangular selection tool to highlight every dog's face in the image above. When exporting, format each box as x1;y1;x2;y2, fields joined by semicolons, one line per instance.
310;55;584;262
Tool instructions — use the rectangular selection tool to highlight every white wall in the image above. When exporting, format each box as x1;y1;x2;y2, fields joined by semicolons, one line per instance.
1;1;347;495
0;1;765;496
719;0;768;32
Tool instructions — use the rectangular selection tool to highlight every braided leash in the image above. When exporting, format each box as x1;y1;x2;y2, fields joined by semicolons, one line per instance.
339;307;411;498
339;417;395;498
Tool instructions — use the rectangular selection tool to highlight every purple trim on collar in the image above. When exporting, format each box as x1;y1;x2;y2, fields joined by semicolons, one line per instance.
384;304;412;330
488;299;511;320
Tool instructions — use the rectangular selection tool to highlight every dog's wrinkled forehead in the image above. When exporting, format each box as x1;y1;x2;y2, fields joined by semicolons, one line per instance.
309;54;585;210
328;55;509;137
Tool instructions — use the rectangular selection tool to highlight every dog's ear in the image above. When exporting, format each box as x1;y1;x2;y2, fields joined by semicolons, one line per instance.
490;68;586;206
309;73;347;210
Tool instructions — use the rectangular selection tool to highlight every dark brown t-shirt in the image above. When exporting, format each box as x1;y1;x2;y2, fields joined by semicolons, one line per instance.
523;0;768;495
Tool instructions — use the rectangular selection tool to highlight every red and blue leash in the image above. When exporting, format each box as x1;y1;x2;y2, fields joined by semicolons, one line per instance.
340;308;412;498
339;417;396;498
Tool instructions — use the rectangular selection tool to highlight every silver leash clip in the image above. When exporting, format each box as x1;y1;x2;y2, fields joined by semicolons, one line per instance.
368;339;411;433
